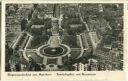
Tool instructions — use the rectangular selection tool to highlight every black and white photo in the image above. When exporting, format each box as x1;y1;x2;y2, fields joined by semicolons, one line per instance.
5;3;123;71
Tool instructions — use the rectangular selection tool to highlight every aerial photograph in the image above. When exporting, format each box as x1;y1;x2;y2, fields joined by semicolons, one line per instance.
5;3;123;71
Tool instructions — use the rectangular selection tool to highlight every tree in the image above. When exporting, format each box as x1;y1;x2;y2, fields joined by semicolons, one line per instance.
21;18;28;31
15;62;21;71
5;63;11;71
44;18;52;29
57;65;63;69
34;63;42;71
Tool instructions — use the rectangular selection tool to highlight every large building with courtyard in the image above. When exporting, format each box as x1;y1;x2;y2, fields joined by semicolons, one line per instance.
5;3;123;71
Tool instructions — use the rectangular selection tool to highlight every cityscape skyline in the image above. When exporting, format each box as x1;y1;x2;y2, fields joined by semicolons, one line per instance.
5;3;123;71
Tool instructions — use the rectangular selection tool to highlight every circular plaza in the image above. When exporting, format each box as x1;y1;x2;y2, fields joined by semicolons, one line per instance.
37;44;71;58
